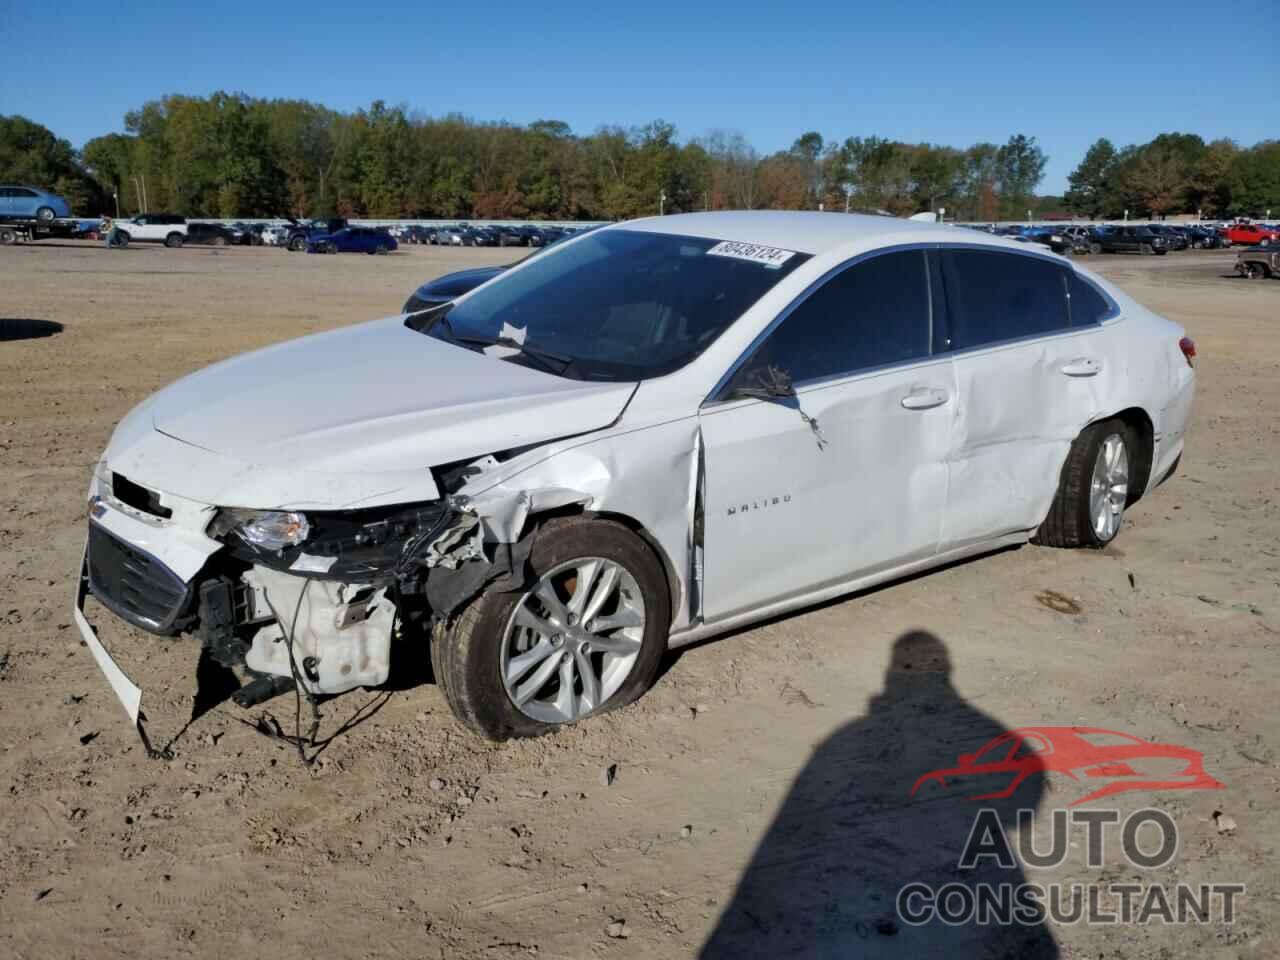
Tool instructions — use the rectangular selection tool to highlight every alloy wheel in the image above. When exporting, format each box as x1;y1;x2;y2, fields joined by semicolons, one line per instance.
1088;433;1129;542
500;557;646;724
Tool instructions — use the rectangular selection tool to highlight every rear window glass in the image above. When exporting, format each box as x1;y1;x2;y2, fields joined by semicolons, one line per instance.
940;249;1069;350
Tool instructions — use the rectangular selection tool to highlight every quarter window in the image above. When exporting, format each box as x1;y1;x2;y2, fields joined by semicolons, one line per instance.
939;249;1069;350
728;249;932;389
1068;272;1112;326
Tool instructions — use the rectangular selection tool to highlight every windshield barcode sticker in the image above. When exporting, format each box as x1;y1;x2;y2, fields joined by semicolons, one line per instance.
706;241;796;268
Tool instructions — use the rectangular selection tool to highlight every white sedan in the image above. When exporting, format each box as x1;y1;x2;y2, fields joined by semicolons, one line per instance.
76;212;1195;743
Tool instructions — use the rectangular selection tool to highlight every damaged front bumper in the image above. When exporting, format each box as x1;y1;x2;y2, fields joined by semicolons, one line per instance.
74;475;537;749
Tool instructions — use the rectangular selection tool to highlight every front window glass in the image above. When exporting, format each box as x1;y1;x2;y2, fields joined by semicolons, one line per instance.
726;249;932;389
408;229;811;381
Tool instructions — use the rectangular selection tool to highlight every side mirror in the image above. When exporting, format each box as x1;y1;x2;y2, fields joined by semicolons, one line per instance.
728;364;796;402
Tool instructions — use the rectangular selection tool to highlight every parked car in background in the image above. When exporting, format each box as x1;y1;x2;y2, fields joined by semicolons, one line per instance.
1145;225;1188;251
1235;242;1280;279
306;226;398;254
262;224;291;246
1024;227;1073;254
0;185;72;220
468;226;501;247
1060;225;1095;254
285;216;348;251
187;223;241;246
1220;222;1280;246
1092;226;1168;255
75;211;1196;743
113;213;188;247
1184;226;1224;249
435;226;467;246
496;225;528;247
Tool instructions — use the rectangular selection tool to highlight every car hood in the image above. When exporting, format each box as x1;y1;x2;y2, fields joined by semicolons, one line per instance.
107;316;636;509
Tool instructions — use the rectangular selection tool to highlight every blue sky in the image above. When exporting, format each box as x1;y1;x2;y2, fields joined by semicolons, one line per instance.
2;0;1276;194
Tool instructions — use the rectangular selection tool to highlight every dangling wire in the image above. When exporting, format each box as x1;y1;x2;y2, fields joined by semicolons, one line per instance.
259;579;321;765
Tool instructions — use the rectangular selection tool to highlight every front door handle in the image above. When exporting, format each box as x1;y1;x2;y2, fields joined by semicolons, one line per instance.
1061;357;1102;377
901;387;950;410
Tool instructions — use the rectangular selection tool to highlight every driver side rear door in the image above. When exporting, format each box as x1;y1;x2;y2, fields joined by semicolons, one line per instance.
698;248;954;621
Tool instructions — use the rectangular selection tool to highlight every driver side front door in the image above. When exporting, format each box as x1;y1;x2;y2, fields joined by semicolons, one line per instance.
698;248;954;621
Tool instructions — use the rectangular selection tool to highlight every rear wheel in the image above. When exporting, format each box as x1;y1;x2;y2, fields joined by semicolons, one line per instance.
1244;262;1269;279
431;516;670;740
288;235;306;252
213;235;228;247
1089;242;1102;255
164;232;184;248
0;228;15;245
1034;419;1135;548
36;206;55;222
1139;242;1153;255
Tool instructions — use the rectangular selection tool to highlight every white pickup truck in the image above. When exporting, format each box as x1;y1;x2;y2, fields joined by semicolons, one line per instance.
115;213;188;247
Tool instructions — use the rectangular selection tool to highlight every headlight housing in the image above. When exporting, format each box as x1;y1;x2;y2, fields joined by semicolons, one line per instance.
209;501;451;581
211;509;311;551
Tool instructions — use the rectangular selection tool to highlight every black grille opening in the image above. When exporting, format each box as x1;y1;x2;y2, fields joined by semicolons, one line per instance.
87;523;191;633
112;472;172;519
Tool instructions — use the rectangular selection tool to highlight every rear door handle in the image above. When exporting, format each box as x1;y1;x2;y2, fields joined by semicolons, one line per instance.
1061;357;1102;377
901;387;950;410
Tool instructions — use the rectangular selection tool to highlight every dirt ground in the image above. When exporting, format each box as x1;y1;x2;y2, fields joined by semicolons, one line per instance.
0;239;1276;959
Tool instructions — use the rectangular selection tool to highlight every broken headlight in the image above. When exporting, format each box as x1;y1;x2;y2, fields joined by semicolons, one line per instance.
212;509;311;550
209;501;452;581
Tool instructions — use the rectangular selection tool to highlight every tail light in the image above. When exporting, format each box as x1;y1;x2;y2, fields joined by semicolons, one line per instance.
1179;336;1197;368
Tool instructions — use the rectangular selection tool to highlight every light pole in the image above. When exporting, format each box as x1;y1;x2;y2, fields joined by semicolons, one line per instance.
659;191;666;216
113;188;120;219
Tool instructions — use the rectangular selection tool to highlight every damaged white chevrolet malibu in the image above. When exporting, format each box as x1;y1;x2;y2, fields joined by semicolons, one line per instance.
76;211;1196;742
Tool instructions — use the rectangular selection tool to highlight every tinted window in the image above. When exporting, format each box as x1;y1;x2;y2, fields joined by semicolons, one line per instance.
1068;273;1112;326
729;249;931;387
940;249;1069;350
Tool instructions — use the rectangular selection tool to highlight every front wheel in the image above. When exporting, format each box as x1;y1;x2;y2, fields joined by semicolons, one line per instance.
36;206;55;222
1244;262;1268;279
288;236;306;252
1033;419;1136;549
431;516;670;740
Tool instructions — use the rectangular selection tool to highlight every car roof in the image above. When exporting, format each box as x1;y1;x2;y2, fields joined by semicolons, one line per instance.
617;210;1004;256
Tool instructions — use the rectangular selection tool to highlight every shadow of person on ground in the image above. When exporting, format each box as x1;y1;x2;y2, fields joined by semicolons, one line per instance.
702;630;1056;959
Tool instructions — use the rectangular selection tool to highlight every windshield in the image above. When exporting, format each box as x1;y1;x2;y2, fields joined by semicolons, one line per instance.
407;228;811;381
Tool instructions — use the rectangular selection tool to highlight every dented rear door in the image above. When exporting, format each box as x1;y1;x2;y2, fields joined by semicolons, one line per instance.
936;247;1102;549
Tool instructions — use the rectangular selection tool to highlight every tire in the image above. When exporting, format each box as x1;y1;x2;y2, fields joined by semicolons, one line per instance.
1244;262;1269;279
36;206;55;222
1155;248;1167;256
213;236;228;247
289;236;306;252
1089;242;1102;255
1139;242;1152;256
432;515;670;740
165;232;184;248
0;228;15;245
1033;418;1136;549
114;230;130;247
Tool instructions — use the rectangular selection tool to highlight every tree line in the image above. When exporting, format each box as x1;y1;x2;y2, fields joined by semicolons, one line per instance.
1065;134;1279;219
2;94;1276;221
